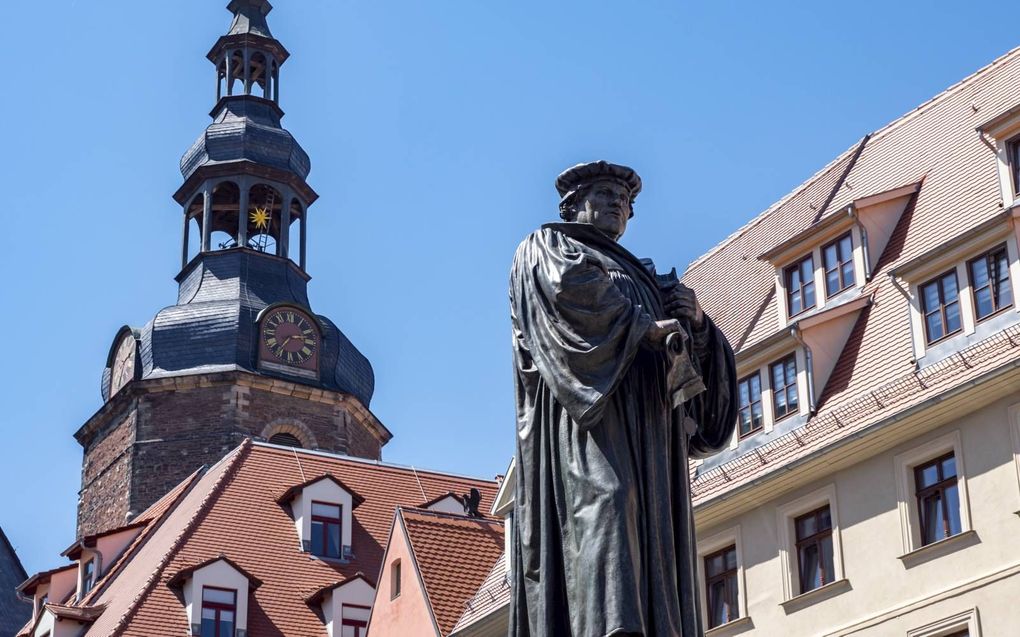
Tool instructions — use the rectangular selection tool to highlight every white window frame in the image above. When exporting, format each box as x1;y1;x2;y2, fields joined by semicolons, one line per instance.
905;230;1020;360
906;607;981;637
775;483;846;602
775;226;866;328
695;525;747;630
893;430;972;556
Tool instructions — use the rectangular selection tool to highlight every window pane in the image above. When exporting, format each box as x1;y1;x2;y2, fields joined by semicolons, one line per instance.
841;261;855;287
922;282;940;313
803;281;816;309
942;273;959;300
312;502;341;518
202;608;217;620
917;463;939;489
920;493;943;545
201;618;216;637
971;258;989;288
739;410;752;435
724;548;737;571
327;522;341;557
945;484;962;536
738;381;750;406
826;269;840;295
785;359;797;385
799;544;820;592
941;455;957;478
839;235;852;258
820;536;835;586
311;521;325;555
824;244;838;269
796;515;817;539
925;312;944;342
708;580;727;627
750;375;761;396
787;387;799;411
945;301;961;334
818;507;832;531
772;364;785;388
801;257;814;281
974;287;994;319
751;402;763;429
203;588;235;605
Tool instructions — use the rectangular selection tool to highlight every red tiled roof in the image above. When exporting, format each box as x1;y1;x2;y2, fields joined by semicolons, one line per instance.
47;441;501;636
401;509;505;636
451;552;509;635
684;44;1020;505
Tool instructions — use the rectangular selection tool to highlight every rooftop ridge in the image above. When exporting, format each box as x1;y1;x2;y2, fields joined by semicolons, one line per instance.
399;507;505;524
683;43;1020;277
252;440;498;484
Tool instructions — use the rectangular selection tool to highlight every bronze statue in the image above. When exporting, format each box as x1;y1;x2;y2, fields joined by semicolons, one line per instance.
509;161;738;636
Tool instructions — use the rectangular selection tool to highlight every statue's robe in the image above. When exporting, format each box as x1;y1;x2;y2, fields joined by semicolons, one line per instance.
508;222;737;637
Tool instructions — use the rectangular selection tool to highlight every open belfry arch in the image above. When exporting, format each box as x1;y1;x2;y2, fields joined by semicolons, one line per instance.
76;0;391;538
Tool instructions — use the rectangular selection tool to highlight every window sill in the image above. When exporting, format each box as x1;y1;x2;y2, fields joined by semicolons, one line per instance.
780;578;851;614
898;529;979;568
705;616;753;636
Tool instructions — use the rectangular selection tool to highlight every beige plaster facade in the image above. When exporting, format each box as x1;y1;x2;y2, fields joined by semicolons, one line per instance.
696;392;1020;636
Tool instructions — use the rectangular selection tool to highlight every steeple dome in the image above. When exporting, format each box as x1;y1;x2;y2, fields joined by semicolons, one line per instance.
226;0;275;38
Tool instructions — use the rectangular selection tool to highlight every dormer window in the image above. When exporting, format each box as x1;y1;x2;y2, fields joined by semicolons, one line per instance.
770;355;799;421
737;373;763;438
311;502;342;559
277;474;364;561
81;558;96;596
785;255;816;317
200;587;237;637
167;555;260;637
1009;136;1020;197
968;244;1013;321
822;233;855;297
920;270;962;345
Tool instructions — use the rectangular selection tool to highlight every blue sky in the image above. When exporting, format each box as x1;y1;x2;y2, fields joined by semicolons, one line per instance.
3;0;1020;575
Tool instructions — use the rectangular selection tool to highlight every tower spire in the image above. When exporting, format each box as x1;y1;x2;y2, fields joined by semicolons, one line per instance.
227;0;274;38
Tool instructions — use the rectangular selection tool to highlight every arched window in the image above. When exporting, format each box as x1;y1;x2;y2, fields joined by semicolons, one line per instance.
210;181;241;250
246;183;282;254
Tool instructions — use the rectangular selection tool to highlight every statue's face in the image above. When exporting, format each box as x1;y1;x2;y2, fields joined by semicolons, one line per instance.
574;180;632;241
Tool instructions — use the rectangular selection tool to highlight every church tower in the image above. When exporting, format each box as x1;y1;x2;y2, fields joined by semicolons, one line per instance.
75;1;391;537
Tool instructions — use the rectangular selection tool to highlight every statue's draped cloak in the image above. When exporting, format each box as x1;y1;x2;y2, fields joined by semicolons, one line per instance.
509;223;737;637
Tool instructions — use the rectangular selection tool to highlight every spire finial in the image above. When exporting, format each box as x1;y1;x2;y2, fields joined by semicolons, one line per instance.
226;0;274;38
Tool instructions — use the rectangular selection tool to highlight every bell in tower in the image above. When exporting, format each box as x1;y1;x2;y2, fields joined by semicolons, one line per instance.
74;0;391;538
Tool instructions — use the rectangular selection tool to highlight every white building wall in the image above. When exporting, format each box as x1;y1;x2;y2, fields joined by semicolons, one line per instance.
696;392;1020;637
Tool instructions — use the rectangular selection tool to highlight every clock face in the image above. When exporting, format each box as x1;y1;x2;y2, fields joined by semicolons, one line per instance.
262;309;318;365
111;335;136;396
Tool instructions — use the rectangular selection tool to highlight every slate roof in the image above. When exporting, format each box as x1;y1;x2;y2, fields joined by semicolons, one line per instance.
102;249;375;407
17;442;498;636
682;44;1020;505
400;509;505;636
0;527;30;637
180;97;311;182
227;0;274;39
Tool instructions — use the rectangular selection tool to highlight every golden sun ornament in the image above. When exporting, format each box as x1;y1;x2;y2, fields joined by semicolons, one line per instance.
250;207;271;230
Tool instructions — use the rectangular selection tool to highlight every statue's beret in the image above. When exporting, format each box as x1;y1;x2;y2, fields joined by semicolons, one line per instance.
555;161;643;207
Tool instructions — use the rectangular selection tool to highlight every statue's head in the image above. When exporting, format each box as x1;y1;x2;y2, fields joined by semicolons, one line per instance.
557;161;642;241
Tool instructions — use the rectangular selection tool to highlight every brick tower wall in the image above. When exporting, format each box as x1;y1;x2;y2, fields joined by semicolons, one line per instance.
77;373;385;537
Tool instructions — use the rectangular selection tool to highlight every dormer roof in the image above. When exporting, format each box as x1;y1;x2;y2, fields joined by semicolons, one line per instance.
304;572;376;608
167;555;263;591
276;473;367;509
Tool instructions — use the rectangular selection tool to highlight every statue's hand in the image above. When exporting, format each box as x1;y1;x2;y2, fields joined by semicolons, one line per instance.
663;283;705;330
645;319;683;350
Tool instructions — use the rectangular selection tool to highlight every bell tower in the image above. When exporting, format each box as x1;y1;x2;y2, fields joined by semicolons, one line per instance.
74;1;392;537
